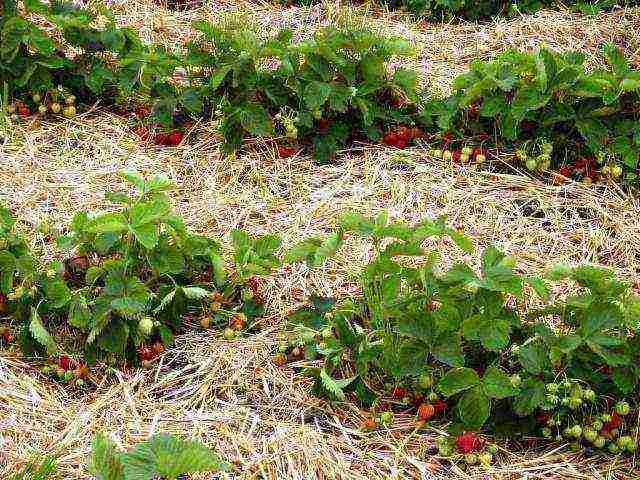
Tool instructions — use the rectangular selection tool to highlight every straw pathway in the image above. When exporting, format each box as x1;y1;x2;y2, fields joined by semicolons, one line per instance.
1;1;640;478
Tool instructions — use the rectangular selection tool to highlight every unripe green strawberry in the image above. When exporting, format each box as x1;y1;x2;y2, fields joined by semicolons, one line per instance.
615;401;630;416
138;316;154;335
526;158;537;171
583;428;597;443
63;370;74;381
510;374;522;388
461;146;472;156
443;150;453;161
428;392;438;402
583;389;596;402
478;452;492;466
33;93;42;104
546;394;559;405
617;436;631;450
438;443;453;456
464;453;478;465
612;165;622;178
592;420;603;431
601;414;612;422
431;149;443;159
568;397;582;409
487;444;498;455
65;95;76;105
223;327;236;340
571;425;582;438
594;437;606;449
51;102;61;114
38;104;47;115
379;411;393;425
419;372;434;389
541;427;552;438
608;443;620;454
546;383;559;394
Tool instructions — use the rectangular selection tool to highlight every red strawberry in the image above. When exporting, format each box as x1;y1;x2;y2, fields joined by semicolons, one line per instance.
395;138;408;149
452;150;461;162
443;131;454;142
58;355;73;371
433;400;447;415
397;126;411;141
602;412;622;434
390;387;408;399
384;133;398;146
154;133;168;146
456;431;483;454
277;145;296;158
318;118;329;129
19;107;30;118
135;105;151;118
478;132;489;141
536;412;550;425
167;130;183;146
473;148;483;157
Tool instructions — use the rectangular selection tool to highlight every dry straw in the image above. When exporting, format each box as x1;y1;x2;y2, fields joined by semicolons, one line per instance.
1;1;640;478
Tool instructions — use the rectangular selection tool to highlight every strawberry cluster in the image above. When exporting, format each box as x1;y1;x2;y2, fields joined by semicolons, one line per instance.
382;126;424;149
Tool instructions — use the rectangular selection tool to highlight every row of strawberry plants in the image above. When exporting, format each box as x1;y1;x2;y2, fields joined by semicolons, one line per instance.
282;211;640;462
1;173;639;461
3;2;640;181
278;0;640;21
0;172;279;380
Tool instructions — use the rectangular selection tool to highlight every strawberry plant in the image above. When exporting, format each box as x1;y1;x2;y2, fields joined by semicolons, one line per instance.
420;44;640;181
0;172;279;369
89;432;229;479
286;210;640;450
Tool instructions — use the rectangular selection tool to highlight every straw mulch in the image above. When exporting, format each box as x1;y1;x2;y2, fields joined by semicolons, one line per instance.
1;2;640;479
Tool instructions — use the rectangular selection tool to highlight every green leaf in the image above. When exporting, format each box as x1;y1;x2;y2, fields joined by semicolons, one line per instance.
304;81;333;110
483;366;518;399
29;308;58;355
611;367;636;394
121;434;228;479
88;433;125;480
513;378;546;415
431;333;465;367
68;296;92;329
457;386;490;429
518;340;550;374
86;213;128;235
313;231;343;266
319;368;355;401
438;367;480;397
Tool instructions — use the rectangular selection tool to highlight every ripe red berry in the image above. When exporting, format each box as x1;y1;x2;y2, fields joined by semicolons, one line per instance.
154;133;168;146
318;118;329;129
417;403;435;421
456;431;483;454
167;131;183;146
390;387;408;399
478;132;489;141
58;355;73;371
395;138;408;149
277;145;296;158
384;133;398;146
452;150;461;162
433;399;447;414
397;126;411;141
443;132;454;142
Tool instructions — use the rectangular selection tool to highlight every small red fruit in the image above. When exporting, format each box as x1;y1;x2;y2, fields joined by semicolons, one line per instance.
417;403;435;421
390;387;408;399
397;126;411;141
478;132;489;141
152;342;165;356
138;345;153;361
456;431;483;454
154;133;168;146
395;138;408;149
363;418;378;430
443;131;454;142
452;150;461;162
58;355;73;371
318;118;329;129
167;130;183;146
433;399;447;414
277;145;296;158
384;133;398;146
